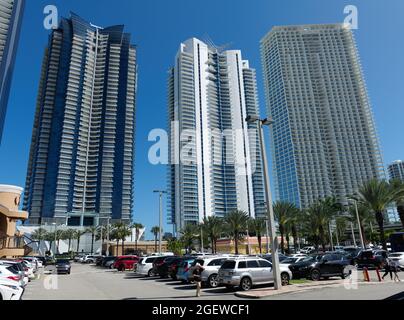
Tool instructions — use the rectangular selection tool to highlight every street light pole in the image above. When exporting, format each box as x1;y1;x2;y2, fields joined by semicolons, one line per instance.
154;190;167;255
265;219;270;254
351;222;357;247
246;115;282;290
106;217;110;256
52;222;57;256
354;200;365;249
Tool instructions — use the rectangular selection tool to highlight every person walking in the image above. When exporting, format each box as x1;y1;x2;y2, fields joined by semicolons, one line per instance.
382;259;393;281
390;259;401;282
192;262;205;297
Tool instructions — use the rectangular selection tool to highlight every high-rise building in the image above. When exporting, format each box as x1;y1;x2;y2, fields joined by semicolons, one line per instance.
0;0;25;143
168;38;266;233
23;14;137;226
388;160;404;182
260;24;384;209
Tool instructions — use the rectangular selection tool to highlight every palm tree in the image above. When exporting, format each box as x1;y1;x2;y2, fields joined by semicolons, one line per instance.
44;231;55;255
335;216;348;244
31;228;47;253
151;226;161;252
179;224;197;254
74;230;86;254
64;229;76;253
356;179;394;250
113;222;132;255
224;210;249;255
273;201;298;254
85;226;98;254
288;209;302;252
132;222;144;251
55;229;67;254
203;216;223;254
305;198;339;251
390;179;404;228
249;218;266;254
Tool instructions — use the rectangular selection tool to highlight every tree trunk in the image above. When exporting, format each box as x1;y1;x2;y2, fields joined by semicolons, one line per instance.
319;226;326;251
292;226;298;253
279;225;285;254
68;238;71;252
57;240;60;254
360;223;367;247
154;236;157;252
122;240;125;255
376;211;386;250
286;234;290;254
91;235;95;254
76;238;80;253
234;230;239;255
397;205;404;228
258;235;262;254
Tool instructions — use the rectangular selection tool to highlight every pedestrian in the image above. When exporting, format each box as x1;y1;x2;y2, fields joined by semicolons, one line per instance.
390;259;401;282
192;262;205;297
382;259;393;281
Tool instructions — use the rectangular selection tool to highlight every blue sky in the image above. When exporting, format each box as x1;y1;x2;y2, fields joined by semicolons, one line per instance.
0;0;403;239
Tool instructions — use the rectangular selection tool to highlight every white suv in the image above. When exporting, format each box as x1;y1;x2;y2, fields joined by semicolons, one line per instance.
135;256;159;277
190;256;228;288
218;257;292;291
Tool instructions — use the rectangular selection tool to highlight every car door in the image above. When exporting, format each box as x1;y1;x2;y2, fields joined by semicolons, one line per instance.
246;260;262;284
319;254;334;275
258;259;273;283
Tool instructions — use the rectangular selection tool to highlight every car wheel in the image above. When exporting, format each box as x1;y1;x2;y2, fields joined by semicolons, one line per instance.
148;269;154;277
118;265;124;272
240;277;252;291
310;269;321;281
281;272;290;286
208;274;219;288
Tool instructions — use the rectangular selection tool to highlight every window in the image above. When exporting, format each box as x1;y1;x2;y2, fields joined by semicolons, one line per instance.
247;260;260;268
259;260;272;268
146;258;156;263
238;261;247;269
208;259;224;267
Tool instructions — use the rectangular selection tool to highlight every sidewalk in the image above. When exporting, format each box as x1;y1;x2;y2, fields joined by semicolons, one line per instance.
235;271;401;299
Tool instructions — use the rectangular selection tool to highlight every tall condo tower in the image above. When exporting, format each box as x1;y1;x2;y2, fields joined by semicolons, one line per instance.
260;24;384;209
388;160;404;182
24;14;137;226
168;38;266;233
0;0;25;143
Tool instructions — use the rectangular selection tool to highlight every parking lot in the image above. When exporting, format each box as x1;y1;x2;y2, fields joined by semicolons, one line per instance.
23;263;244;300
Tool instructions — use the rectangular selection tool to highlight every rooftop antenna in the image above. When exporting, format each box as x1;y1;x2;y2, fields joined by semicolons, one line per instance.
203;33;232;53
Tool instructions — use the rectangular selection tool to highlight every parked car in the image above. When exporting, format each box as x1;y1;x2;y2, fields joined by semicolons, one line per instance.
289;253;352;281
55;259;71;275
190;256;228;288
23;257;40;269
136;256;159;277
35;256;47;267
113;256;139;271
299;246;315;254
0;278;24;300
74;255;85;262
167;257;186;280
388;252;404;269
0;264;25;288
290;254;308;258
279;257;306;268
95;256;105;266
101;256;117;269
218;257;292;291
151;256;171;275
82;255;100;264
156;256;181;278
353;250;388;269
176;258;196;283
262;253;289;263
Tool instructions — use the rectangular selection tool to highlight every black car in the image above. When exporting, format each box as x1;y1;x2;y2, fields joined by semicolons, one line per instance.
353;250;388;269
56;259;71;275
262;253;289;263
95;256;105;266
101;256;117;268
156;256;181;278
288;253;351;281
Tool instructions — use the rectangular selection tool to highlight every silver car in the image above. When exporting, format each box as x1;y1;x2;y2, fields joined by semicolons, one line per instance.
190;256;228;288
218;257;292;291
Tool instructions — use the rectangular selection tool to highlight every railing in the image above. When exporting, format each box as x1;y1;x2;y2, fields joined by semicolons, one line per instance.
0;236;25;250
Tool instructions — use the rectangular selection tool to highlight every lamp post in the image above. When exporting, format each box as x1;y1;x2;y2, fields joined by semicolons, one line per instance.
354;200;365;249
106;217;111;256
154;190;167;255
52;222;57;256
246;115;281;290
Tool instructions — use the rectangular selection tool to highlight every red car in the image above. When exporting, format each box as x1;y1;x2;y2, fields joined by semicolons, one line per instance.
113;256;139;271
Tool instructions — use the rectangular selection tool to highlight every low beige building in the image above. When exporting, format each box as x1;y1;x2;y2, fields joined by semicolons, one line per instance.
0;185;28;258
104;240;168;256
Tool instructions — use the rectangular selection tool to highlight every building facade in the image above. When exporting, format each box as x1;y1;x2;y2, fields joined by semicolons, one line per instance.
0;0;25;143
388;160;404;182
168;38;266;234
260;24;384;209
23;14;137;226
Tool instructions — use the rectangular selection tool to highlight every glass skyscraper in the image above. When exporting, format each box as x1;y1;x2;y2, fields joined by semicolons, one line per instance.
0;0;25;144
168;38;266;234
388;160;404;182
261;24;384;209
23;14;137;226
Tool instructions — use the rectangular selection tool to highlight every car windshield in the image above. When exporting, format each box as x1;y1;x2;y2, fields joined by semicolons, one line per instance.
57;260;69;264
301;256;315;263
